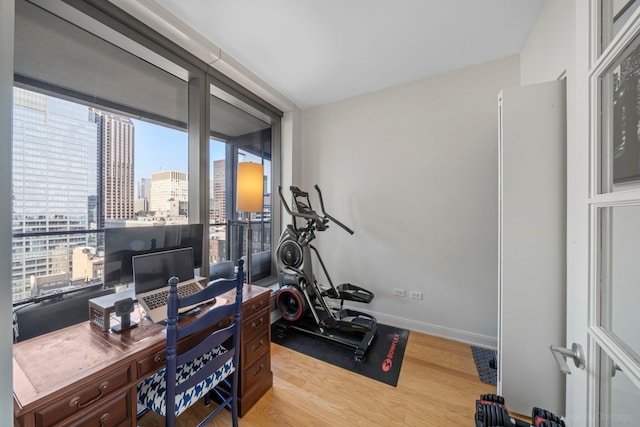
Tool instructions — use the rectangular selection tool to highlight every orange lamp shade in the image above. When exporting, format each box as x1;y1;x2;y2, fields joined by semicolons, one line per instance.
236;162;264;213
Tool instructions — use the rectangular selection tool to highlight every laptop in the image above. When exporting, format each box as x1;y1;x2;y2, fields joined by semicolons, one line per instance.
132;247;212;323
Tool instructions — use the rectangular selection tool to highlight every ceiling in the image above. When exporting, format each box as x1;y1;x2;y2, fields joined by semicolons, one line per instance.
150;0;545;109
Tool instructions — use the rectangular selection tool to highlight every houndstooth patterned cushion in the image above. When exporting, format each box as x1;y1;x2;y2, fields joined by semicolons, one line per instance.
137;345;235;417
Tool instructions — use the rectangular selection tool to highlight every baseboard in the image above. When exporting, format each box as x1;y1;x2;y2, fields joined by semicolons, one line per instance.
370;311;497;350
268;301;497;350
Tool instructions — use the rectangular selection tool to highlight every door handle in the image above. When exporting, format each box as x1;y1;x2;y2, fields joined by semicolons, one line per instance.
550;343;585;374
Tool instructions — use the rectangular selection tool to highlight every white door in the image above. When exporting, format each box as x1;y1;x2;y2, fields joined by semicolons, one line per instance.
565;1;640;425
499;80;566;416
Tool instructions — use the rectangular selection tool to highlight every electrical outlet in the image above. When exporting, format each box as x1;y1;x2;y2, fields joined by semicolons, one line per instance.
410;291;423;300
393;288;406;297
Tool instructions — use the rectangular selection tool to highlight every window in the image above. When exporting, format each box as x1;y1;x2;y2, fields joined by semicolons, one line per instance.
11;0;281;308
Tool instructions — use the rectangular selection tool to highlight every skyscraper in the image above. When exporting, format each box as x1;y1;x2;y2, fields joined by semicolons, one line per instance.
149;170;188;215
92;109;135;226
12;88;97;300
138;178;151;201
135;178;152;213
212;159;226;224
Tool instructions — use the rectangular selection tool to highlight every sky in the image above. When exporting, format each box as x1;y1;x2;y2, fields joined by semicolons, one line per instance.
132;118;226;184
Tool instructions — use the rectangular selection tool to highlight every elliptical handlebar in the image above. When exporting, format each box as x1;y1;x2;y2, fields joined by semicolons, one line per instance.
278;185;354;235
314;185;354;235
278;185;321;222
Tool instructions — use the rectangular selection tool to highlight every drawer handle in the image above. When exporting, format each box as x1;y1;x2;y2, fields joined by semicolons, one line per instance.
253;363;264;377
99;412;109;426
252;339;264;352
251;318;264;330
251;301;264;312
154;353;165;363
69;381;109;409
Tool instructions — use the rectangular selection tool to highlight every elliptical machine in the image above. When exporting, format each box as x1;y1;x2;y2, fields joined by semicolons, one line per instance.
274;185;377;361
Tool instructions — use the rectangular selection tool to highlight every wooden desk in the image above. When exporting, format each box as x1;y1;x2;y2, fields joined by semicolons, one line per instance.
13;286;272;427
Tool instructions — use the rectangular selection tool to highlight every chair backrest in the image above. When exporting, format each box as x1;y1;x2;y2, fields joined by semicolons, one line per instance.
164;260;244;422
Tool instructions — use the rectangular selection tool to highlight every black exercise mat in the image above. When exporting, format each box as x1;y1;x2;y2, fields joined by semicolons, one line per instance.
271;320;409;387
471;346;497;386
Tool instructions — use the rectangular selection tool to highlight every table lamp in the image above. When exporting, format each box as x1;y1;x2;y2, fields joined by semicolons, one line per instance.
237;162;264;285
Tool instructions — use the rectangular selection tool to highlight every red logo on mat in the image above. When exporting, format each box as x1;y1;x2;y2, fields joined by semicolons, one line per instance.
381;333;401;372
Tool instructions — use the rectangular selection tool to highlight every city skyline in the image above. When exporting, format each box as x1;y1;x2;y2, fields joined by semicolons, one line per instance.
132;118;226;184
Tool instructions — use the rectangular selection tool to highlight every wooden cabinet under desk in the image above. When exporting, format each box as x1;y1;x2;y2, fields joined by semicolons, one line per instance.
13;285;272;427
238;286;272;417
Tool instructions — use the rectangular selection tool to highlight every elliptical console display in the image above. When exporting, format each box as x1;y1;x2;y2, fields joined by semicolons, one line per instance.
275;185;377;361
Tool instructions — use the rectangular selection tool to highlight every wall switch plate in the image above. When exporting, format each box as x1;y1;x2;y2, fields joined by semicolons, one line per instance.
393;288;405;297
410;291;423;300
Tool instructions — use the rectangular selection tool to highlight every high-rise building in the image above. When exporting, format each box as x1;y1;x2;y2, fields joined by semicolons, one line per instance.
212;159;226;224
12;88;97;300
138;178;151;202
134;178;152;213
92;109;134;226
72;247;104;282
149;170;188;215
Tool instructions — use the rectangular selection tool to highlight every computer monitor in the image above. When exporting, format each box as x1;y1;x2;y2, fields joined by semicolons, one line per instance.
13;285;114;342
132;247;195;294
104;224;203;288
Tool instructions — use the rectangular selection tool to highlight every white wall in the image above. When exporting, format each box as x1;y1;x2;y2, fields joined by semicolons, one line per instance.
299;56;520;346
0;1;14;423
520;0;575;85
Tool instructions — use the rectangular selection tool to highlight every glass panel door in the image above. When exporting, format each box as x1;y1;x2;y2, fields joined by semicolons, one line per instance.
570;1;640;425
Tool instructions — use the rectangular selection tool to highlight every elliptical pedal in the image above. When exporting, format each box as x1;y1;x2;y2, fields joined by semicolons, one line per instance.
335;283;375;303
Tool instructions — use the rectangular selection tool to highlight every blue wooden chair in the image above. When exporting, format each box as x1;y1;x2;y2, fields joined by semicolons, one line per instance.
137;260;244;427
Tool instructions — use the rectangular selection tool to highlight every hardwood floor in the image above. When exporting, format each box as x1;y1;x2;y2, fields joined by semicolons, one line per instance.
138;331;496;426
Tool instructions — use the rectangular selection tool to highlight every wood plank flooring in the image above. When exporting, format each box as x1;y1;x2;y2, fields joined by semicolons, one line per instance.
137;331;496;426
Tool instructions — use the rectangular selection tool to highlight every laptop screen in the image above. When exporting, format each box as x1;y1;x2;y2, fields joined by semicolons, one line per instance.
132;247;195;294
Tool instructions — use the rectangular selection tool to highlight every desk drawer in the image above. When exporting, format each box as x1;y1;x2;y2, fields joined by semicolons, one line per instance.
242;292;269;319
243;311;269;342
136;349;166;379
241;351;271;393
242;328;269;367
34;366;131;427
60;389;132;427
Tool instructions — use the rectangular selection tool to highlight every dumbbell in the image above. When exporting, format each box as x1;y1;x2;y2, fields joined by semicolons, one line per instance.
476;394;524;427
531;407;565;427
475;394;565;427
